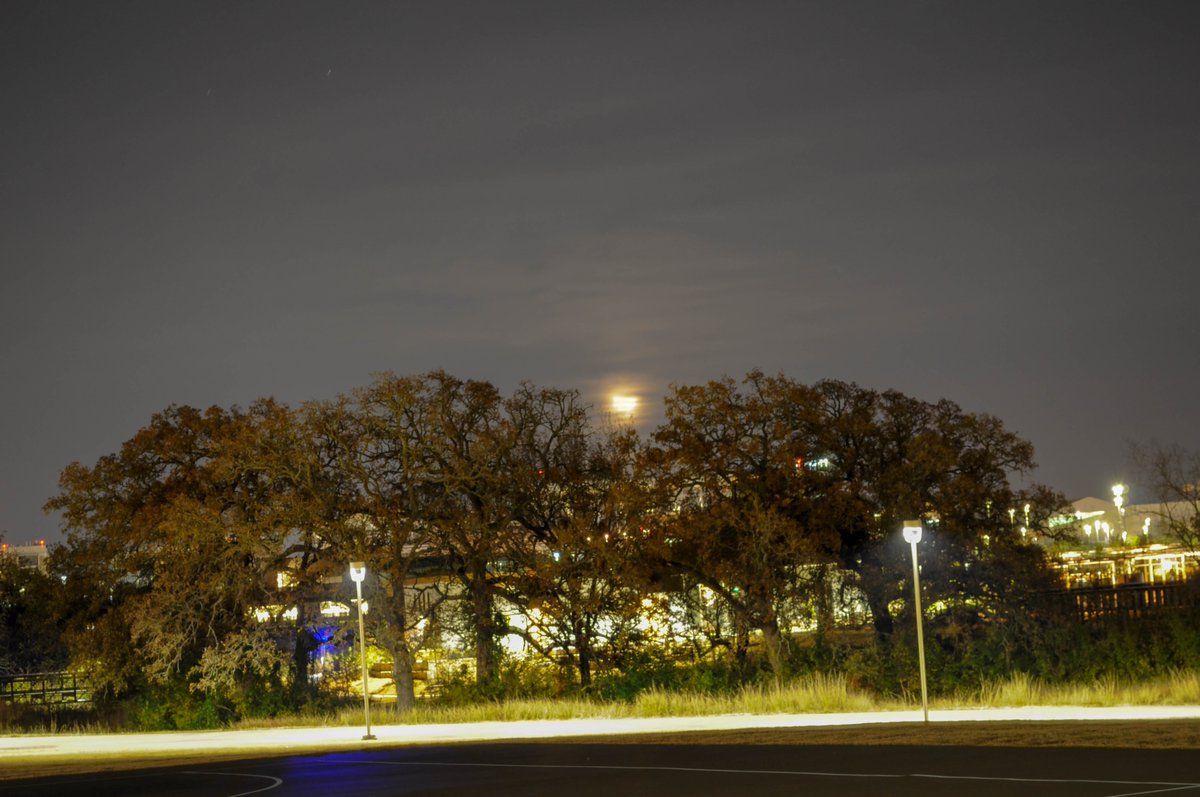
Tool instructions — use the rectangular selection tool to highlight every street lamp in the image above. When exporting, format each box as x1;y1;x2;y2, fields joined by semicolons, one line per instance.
902;520;929;724
349;561;376;741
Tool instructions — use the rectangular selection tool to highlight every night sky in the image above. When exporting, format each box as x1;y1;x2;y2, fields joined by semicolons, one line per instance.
3;2;1199;544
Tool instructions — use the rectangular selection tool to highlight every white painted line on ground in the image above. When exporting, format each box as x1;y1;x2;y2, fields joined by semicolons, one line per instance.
181;771;283;797
914;773;1200;797
359;759;902;779
360;760;1200;796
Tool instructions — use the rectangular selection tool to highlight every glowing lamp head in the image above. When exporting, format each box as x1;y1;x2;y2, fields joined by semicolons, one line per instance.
349;561;367;583
902;520;923;544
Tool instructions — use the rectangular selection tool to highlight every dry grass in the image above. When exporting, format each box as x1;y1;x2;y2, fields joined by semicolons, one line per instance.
963;670;1200;709
630;673;877;717
229;673;879;730
9;671;1198;735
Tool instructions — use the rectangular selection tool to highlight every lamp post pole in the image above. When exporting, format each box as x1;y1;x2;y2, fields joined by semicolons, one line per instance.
349;562;376;741
902;520;929;724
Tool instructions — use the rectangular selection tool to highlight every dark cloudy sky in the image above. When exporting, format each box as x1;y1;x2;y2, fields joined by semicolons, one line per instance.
3;1;1198;543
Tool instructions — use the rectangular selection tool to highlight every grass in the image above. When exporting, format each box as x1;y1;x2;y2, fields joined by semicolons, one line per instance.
227;669;1198;730
964;669;1200;709
218;674;881;731
629;672;877;718
5;670;1198;734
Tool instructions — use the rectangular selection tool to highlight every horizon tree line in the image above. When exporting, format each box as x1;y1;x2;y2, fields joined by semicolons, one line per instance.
37;369;1068;714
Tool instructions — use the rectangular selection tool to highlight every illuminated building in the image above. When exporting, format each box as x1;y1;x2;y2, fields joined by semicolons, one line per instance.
0;540;50;573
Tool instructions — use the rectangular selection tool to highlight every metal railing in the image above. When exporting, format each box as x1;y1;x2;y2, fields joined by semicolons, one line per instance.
1061;582;1198;622
0;672;93;704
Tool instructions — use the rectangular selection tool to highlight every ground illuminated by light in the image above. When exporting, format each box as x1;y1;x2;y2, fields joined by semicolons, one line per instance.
3;705;1198;765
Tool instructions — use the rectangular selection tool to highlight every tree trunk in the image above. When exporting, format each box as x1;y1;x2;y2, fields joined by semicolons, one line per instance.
290;624;316;705
574;621;592;689
815;567;834;633
469;557;497;688
391;642;416;713
733;616;750;672
854;556;896;639
864;585;894;638
761;618;784;685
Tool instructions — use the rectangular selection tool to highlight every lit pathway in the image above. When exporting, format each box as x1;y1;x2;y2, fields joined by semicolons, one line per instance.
3;705;1200;764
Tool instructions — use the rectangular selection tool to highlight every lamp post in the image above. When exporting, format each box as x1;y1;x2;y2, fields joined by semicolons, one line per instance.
902;520;929;724
349;561;376;741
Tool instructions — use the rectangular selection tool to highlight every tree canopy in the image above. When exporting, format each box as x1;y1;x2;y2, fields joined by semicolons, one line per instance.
39;370;1066;714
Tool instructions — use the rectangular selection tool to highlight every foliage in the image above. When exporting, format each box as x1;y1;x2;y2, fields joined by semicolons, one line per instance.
190;626;290;717
1131;441;1200;550
641;373;836;680
0;554;68;675
39;368;1177;727
640;371;1065;684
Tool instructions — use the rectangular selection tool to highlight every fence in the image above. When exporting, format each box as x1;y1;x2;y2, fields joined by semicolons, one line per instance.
1062;582;1199;622
0;672;93;705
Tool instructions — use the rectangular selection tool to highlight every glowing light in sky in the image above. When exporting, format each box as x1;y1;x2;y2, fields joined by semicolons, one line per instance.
611;394;638;416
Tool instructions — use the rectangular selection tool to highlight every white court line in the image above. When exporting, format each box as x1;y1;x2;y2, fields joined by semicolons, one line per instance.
1102;787;1200;797
361;759;1200;795
181;771;283;797
361;759;900;778
914;773;1200;797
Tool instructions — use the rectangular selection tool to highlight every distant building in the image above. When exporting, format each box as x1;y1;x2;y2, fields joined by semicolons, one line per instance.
1051;497;1199;588
0;540;50;573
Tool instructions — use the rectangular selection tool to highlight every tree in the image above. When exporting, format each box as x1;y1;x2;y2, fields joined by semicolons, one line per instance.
642;371;1064;684
212;398;335;706
300;378;447;713
0;549;68;675
415;372;515;690
501;423;647;689
1131;442;1200;551
803;379;1065;638
642;372;835;680
44;405;293;710
415;374;604;690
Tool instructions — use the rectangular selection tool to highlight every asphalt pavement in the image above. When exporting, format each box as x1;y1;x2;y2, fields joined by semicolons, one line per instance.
4;707;1200;796
6;742;1200;797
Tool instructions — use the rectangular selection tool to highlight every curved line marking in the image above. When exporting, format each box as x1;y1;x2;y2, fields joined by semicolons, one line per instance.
362;760;900;778
181;771;284;797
